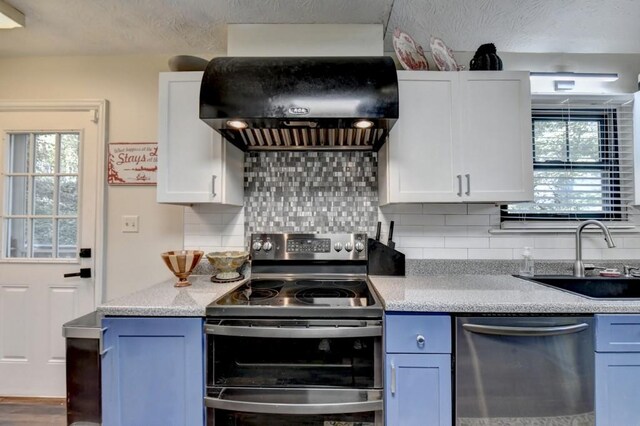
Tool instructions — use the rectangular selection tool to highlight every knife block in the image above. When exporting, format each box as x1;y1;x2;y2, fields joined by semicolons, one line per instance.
367;238;405;276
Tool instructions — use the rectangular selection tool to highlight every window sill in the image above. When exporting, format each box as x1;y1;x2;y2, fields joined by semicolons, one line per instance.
492;222;638;235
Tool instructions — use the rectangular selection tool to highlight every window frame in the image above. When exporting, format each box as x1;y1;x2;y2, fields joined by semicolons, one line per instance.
502;107;623;221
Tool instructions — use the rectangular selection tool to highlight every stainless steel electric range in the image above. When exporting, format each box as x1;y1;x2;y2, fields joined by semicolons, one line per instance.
205;233;383;426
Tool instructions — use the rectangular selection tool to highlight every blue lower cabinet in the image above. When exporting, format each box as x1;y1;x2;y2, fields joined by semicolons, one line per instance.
385;313;452;426
385;353;452;426
101;317;204;426
595;314;640;426
595;352;640;425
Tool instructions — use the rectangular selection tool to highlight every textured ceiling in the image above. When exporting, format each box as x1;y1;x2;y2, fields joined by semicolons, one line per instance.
0;0;639;57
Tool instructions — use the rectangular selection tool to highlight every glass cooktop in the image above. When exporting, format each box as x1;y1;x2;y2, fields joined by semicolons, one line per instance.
214;279;376;308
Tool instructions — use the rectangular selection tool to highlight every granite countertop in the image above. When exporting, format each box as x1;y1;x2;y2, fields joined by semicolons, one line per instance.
98;273;640;317
369;275;640;314
97;275;246;316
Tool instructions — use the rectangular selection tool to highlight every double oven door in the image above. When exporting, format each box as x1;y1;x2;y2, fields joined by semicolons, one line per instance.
205;318;384;426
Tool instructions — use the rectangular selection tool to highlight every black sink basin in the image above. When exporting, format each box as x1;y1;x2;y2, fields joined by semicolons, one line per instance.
516;275;640;299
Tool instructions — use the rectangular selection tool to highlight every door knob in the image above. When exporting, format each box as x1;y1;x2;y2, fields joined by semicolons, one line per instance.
64;268;92;279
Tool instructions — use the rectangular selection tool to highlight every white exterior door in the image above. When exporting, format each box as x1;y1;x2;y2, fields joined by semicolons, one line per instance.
0;101;106;396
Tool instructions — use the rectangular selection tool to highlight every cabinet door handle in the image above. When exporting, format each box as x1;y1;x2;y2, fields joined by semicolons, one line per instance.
391;361;396;396
211;175;217;199
457;175;462;197
465;174;471;196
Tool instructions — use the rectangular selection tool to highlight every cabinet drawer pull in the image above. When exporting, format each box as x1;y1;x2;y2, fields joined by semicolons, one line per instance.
211;175;217;198
416;334;426;346
457;175;462;197
391;361;396;396
465;174;471;196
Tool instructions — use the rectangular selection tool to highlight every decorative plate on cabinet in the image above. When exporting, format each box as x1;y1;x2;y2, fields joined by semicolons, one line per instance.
393;28;429;70
430;36;460;71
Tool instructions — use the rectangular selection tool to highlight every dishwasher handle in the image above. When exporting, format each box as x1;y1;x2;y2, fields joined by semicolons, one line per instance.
462;322;590;337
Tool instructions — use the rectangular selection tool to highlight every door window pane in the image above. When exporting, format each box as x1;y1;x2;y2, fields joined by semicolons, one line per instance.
58;176;78;215
8;176;28;215
32;219;53;258
9;134;30;173
57;219;77;258
5;218;28;258
33;176;54;215
60;134;79;173
34;134;56;174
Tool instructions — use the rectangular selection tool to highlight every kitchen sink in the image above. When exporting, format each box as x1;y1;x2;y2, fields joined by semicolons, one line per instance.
516;275;640;299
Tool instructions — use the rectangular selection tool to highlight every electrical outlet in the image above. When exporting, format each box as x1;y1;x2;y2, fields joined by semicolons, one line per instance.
122;215;139;233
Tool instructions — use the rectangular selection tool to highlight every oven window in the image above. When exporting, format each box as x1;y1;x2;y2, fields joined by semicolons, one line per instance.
209;409;375;426
210;335;376;388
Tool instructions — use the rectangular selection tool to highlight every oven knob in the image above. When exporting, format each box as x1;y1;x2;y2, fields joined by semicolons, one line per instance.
334;242;343;252
344;242;353;252
355;241;365;252
252;241;262;251
262;241;273;252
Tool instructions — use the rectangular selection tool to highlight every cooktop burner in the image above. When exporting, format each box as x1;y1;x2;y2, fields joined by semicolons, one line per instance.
213;278;375;309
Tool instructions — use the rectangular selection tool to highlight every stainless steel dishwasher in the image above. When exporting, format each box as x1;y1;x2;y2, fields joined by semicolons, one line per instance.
455;315;594;426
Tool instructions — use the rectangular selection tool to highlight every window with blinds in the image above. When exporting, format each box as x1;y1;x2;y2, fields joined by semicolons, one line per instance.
502;94;634;224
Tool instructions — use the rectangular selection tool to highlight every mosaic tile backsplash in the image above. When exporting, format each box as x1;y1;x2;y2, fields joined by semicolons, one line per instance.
244;151;378;235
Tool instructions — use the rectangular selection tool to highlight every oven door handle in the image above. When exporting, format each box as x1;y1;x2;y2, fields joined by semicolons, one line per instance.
204;393;382;415
204;324;382;338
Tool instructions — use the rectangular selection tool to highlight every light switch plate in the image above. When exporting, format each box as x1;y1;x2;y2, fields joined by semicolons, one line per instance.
122;215;139;233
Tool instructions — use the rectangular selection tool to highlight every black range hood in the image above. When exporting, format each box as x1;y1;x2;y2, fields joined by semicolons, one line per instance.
199;56;398;151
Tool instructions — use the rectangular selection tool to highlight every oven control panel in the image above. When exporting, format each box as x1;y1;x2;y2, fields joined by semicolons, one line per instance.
251;233;367;261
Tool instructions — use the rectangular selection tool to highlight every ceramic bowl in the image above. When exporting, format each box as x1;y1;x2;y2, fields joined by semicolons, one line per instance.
206;251;250;274
161;250;204;287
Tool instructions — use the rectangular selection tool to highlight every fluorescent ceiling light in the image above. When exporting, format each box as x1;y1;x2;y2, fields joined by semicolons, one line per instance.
0;0;24;29
530;72;619;82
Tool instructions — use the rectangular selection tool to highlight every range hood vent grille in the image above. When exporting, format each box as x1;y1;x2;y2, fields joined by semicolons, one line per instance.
220;128;389;151
200;56;399;152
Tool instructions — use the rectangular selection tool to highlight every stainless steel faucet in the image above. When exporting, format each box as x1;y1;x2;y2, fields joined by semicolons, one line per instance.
574;220;616;277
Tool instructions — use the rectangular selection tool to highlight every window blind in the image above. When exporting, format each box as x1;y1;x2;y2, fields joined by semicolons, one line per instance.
503;94;635;223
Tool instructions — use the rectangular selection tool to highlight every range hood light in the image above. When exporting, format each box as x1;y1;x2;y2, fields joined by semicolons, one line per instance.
227;120;249;129
354;120;374;129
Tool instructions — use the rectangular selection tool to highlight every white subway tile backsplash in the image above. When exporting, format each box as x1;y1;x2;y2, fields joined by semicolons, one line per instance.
399;236;445;248
534;237;575;249
423;248;468;259
445;215;491;226
467;226;492;236
623;237;640;248
221;235;245;247
424;226;468;236
422;204;467;214
401;248;425;259
393;204;424;214
393;225;425;237
400;214;445;226
445;237;489;248
601;249;640;260
490;237;535;249
530;248;575;260
468;248;514;259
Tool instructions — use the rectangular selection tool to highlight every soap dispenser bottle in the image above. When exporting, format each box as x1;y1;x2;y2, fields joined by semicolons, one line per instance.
519;247;535;277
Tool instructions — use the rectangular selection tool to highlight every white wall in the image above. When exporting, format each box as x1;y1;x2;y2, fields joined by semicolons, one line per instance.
0;55;185;300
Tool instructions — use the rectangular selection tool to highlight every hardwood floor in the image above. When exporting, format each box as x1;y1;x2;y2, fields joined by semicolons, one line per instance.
0;397;66;426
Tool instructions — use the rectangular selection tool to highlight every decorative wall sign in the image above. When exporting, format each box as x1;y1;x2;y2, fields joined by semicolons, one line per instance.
108;143;158;185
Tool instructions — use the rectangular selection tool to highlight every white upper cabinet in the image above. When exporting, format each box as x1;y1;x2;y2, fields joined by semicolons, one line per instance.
379;71;533;205
157;72;244;205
